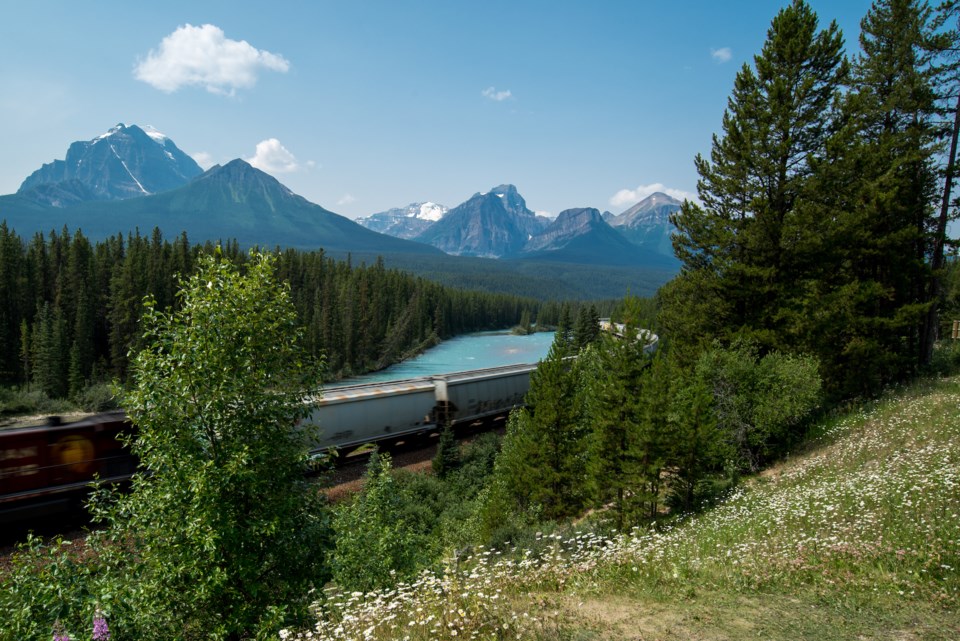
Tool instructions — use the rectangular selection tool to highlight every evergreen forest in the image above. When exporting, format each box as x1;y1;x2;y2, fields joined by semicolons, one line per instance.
0;224;572;410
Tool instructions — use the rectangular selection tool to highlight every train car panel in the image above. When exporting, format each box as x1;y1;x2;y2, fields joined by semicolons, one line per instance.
306;378;437;451
438;363;536;426
0;413;135;523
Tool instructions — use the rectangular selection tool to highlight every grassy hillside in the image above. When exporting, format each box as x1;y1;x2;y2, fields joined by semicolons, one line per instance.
287;374;960;640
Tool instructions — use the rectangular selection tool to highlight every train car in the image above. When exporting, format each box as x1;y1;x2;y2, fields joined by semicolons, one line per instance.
433;362;537;427
304;363;538;454
0;413;136;523
304;377;438;453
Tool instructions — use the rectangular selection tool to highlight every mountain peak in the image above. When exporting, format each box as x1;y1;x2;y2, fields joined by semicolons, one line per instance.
189;159;299;211
486;183;534;219
520;206;653;265
636;191;681;209
415;184;545;257
18;122;203;206
604;191;682;262
524;207;606;253
610;192;682;228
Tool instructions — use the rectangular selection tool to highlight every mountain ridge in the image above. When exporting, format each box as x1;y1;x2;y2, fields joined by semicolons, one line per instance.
1;158;441;255
1;123;684;276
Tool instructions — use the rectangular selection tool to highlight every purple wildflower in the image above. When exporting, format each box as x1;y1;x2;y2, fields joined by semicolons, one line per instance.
52;620;70;641
92;613;111;641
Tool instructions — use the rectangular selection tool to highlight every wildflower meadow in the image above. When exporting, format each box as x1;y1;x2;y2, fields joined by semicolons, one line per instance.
286;374;960;640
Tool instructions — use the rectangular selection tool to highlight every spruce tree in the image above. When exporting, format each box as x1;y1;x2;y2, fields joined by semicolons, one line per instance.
793;0;940;394
432;424;461;479
670;0;846;353
492;335;588;520
667;373;724;512
585;331;654;529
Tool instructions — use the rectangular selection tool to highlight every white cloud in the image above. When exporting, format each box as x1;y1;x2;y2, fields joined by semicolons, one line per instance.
482;86;512;101
337;194;356;205
610;183;696;208
711;47;732;63
245;138;299;173
191;151;215;169
134;23;290;95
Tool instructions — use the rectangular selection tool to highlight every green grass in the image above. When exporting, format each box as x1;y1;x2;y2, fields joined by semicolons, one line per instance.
286;374;960;640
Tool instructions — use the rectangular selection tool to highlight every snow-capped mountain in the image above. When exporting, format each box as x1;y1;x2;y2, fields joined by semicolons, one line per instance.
17;123;203;206
355;202;449;239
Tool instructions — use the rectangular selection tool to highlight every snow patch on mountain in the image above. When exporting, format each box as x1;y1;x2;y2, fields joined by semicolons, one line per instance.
143;125;170;143
417;202;447;221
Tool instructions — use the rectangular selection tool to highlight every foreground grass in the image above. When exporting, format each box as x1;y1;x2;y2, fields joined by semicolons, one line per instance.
287;374;960;641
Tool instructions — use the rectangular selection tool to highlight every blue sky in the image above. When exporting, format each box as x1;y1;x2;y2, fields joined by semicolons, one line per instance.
0;1;872;219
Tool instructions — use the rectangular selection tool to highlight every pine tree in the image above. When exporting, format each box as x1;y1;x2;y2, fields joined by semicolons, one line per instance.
667;373;725;512
431;424;461;479
585;331;655;529
492;336;588;519
670;0;846;354
573;304;600;349
793;0;940;394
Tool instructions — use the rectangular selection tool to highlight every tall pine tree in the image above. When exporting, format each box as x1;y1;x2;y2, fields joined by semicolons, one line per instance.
792;0;940;395
670;0;846;354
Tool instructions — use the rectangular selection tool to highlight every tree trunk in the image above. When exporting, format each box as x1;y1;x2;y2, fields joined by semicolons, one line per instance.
923;90;960;365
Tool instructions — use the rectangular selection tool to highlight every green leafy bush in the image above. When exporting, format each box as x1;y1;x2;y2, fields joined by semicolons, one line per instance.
332;452;430;591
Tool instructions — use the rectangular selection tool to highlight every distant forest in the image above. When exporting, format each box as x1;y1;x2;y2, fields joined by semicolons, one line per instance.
0;224;603;400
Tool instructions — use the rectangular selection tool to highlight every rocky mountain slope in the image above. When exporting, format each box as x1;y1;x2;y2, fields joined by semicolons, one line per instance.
414;185;548;257
606;192;681;257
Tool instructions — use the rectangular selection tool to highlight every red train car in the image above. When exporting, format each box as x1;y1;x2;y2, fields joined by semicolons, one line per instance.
0;413;137;524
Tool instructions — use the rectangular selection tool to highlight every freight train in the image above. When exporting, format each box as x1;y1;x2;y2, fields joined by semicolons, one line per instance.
0;362;539;523
0;412;136;524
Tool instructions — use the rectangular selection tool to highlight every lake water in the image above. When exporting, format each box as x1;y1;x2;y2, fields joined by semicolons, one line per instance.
330;330;556;387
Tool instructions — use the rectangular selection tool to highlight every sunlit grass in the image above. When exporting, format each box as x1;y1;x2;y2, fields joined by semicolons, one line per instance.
287;375;960;640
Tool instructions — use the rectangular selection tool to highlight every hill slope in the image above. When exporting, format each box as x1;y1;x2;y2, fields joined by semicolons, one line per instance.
291;373;960;640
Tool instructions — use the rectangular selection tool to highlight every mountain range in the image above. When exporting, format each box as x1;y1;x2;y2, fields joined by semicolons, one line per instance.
0;123;682;294
359;185;681;266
